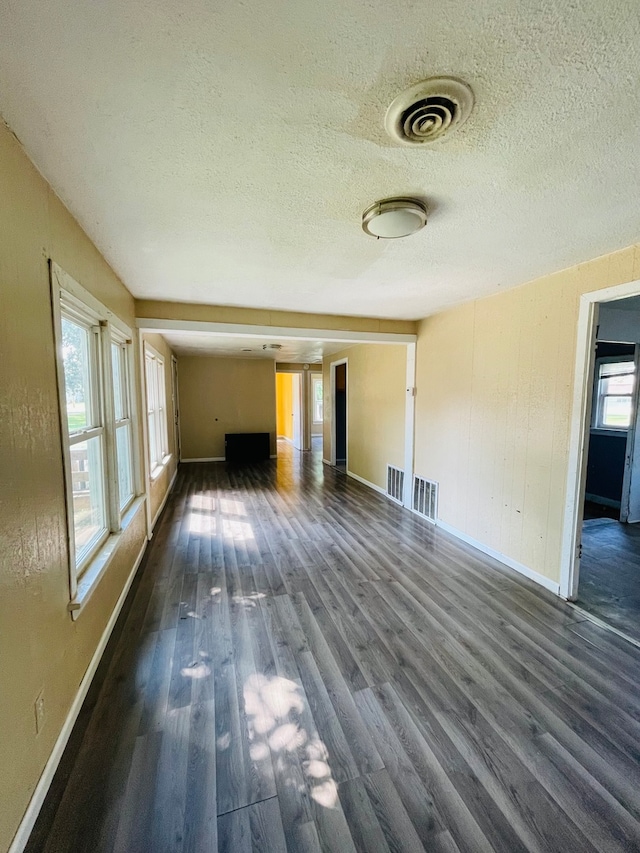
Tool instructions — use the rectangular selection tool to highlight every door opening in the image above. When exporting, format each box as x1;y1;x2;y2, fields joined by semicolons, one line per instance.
564;287;640;642
276;371;302;450
335;361;347;471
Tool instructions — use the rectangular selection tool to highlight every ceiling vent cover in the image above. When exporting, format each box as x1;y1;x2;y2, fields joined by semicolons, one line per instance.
385;77;474;146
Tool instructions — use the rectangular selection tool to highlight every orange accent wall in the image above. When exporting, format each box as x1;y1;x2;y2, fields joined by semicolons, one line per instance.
276;372;294;439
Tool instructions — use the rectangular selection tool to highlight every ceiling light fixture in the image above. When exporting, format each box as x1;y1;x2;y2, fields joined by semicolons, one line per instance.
362;197;428;239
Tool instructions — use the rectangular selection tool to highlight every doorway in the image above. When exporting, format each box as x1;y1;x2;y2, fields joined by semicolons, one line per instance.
563;290;640;642
332;359;347;472
276;371;302;450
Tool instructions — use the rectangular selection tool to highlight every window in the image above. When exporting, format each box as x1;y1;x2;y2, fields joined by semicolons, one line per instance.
112;335;135;510
313;376;323;423
145;345;168;473
52;263;137;596
593;357;636;430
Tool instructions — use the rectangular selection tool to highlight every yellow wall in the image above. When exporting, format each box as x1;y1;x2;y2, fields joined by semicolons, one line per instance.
276;372;294;439
142;333;178;522
323;344;406;490
414;243;640;583
178;357;277;459
0;121;177;852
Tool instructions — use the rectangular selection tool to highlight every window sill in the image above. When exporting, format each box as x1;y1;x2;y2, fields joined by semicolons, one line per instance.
150;454;172;481
68;495;146;621
590;427;629;437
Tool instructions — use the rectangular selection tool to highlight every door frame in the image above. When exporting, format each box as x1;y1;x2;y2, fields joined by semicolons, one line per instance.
329;357;348;467
561;278;640;599
171;355;181;462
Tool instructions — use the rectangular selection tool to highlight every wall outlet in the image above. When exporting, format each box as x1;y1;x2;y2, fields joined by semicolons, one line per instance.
34;691;45;734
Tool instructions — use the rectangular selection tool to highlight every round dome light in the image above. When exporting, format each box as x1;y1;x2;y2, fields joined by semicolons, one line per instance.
362;197;427;239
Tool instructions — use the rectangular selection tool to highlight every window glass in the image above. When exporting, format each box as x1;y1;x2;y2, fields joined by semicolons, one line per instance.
71;435;107;564
313;377;323;422
112;342;124;421
62;317;91;432
116;423;134;509
596;359;635;429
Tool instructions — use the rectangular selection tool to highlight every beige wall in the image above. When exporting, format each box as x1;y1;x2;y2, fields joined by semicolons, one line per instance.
142;333;178;522
414;243;640;583
135;299;417;335
323;344;406;490
178;356;277;459
0;122;174;852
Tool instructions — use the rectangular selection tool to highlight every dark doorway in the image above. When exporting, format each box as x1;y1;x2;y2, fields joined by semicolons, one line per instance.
335;362;347;471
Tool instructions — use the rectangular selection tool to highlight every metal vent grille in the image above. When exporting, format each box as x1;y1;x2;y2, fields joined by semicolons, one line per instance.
413;475;438;522
387;465;405;503
385;77;474;146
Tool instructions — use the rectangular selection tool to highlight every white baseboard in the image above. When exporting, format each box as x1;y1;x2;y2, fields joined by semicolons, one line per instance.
9;537;148;853
180;456;225;463
150;467;178;533
436;519;561;595
346;469;386;496
322;458;332;465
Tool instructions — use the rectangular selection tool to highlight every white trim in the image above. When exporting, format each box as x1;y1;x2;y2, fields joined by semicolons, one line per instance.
138;335;153;538
8;537;148;853
150;466;178;531
52;263;132;338
69;497;146;618
136;317;416;345
561;277;640;600
270;453;277;459
567;604;640;650
403;342;416;508
436;519;561;594
346;469;386;495
181;456;225;462
322;458;332;465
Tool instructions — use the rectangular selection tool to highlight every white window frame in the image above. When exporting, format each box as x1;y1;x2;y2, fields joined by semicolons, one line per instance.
144;343;169;477
591;355;635;433
111;331;136;513
51;263;140;609
312;376;323;424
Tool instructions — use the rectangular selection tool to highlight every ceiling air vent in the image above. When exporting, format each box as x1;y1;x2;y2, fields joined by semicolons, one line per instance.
385;77;474;146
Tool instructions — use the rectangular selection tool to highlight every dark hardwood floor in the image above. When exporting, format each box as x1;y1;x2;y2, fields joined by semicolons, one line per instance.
27;443;640;852
579;517;640;643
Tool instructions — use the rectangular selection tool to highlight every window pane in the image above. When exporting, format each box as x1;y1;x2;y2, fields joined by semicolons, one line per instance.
601;373;634;396
600;360;635;379
116;423;134;509
112;343;124;420
602;395;633;428
313;379;323;422
71;435;107;565
149;410;158;468
62;317;91;432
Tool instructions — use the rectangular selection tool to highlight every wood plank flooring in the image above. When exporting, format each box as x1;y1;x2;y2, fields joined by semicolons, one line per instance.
579;517;640;642
27;444;640;852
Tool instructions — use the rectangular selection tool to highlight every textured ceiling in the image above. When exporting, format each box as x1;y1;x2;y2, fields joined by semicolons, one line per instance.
1;0;640;319
160;331;343;361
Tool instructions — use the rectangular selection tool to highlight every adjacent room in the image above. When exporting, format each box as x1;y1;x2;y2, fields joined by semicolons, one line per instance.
2;1;640;852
